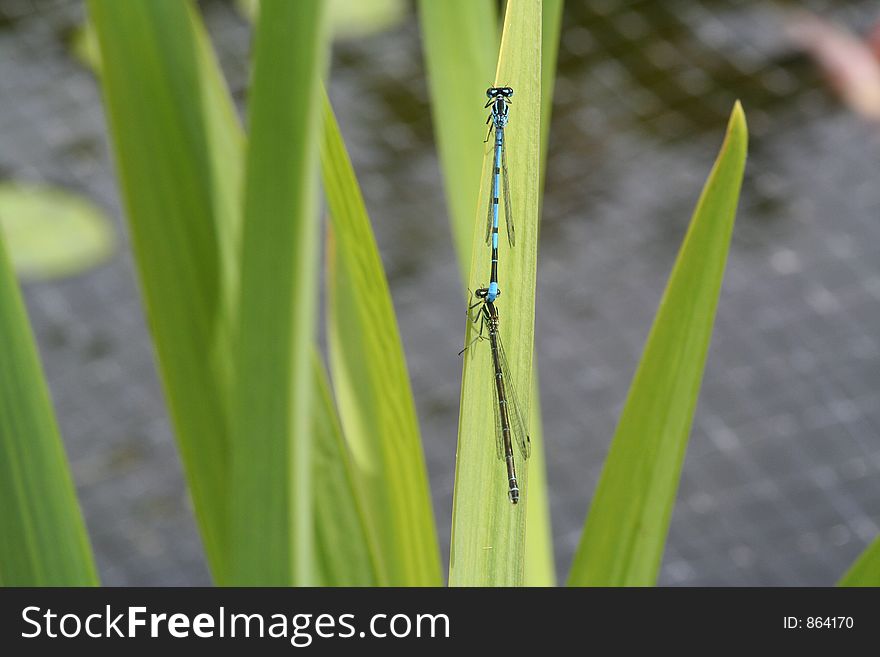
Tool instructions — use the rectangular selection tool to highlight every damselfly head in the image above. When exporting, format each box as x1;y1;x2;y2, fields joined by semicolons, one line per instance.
486;86;514;99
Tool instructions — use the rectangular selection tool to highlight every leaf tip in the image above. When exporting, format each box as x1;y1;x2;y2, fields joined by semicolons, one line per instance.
726;100;748;155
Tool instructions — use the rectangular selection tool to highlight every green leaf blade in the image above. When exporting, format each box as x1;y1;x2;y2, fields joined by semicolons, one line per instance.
538;0;562;183
417;0;498;270
524;375;554;586
523;0;564;588
567;103;748;587
230;0;329;585
418;0;560;587
311;351;382;586
838;536;880;586
88;0;244;582
449;0;542;587
322;97;442;586
93;0;367;586
0;234;98;586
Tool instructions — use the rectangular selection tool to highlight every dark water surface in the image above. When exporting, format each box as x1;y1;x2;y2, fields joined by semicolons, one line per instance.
1;0;878;585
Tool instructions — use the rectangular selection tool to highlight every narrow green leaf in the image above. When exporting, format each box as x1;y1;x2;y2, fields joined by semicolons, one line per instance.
89;0;244;582
0;232;98;585
838;536;880;586
322;96;442;586
417;0;498;268
230;0;328;585
523;0;564;588
449;0;542;587
539;0;563;174
524;374;554;585
311;351;382;586
567;103;748;587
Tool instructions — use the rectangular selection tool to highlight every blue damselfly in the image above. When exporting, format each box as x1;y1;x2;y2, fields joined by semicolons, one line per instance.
482;86;515;303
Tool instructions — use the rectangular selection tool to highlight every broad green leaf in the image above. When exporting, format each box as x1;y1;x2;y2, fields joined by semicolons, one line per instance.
322;96;442;586
0;231;98;585
449;0;542;587
0;183;114;281
230;0;328;585
311;351;381;586
88;0;243;582
419;0;560;587
418;0;498;266
567;103;748;587
838;536;880;586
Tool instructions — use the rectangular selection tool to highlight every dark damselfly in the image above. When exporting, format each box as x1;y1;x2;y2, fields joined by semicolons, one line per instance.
462;293;531;504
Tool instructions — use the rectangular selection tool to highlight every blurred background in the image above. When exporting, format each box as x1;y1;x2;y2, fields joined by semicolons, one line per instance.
1;0;879;585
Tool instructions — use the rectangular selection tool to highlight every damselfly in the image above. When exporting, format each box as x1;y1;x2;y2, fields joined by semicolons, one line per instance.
482;86;515;303
462;293;531;504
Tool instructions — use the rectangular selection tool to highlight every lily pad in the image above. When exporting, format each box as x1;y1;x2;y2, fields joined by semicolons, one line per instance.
0;183;115;280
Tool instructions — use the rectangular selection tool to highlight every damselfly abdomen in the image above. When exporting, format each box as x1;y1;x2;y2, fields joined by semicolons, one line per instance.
464;292;531;504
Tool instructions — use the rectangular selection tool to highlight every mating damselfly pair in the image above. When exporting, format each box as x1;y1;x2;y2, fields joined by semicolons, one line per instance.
462;86;531;505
